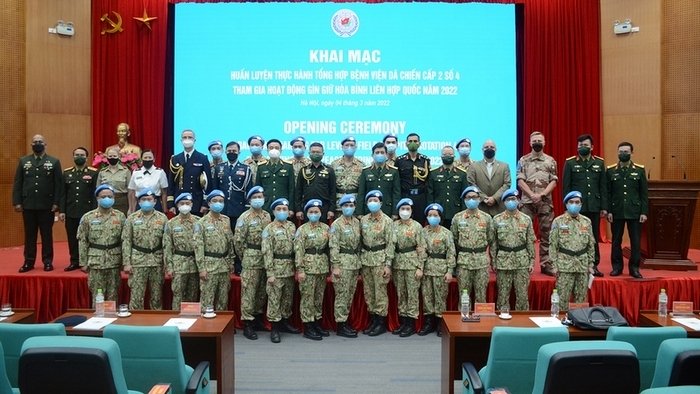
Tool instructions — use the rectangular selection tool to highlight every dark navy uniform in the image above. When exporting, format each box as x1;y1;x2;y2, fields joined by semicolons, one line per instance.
255;159;296;214
396;153;431;223
295;162;336;222
212;160;254;226
167;150;212;215
427;166;469;227
60;165;98;267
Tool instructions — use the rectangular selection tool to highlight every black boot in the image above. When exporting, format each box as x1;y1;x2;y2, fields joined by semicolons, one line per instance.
363;313;377;335
270;322;281;343
436;321;442;337
279;318;301;334
393;316;406;335
368;316;387;336
417;314;435;336
253;314;270;331
243;321;258;340
400;318;416;337
336;322;358;338
303;322;322;340
315;320;329;337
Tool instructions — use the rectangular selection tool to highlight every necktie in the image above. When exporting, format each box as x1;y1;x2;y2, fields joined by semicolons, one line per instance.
144;171;150;175
185;153;190;163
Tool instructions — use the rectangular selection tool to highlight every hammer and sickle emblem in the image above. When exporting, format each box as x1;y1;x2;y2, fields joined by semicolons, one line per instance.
101;11;123;35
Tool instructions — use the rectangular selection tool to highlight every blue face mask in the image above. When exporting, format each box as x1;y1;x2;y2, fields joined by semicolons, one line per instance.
504;200;519;211
374;154;387;164
567;203;582;215
307;213;321;223
465;199;479;210
458;147;471;157
343;147;356;157
427;216;441;227
274;210;289;221
139;200;155;212
292;148;305;158
367;201;382;213
210;149;222;159
342;206;355;217
99;197;115;209
250;146;262;155
250;198;264;209
210;202;225;213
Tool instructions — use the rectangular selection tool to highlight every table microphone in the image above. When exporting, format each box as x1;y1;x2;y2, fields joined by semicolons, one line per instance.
670;155;687;180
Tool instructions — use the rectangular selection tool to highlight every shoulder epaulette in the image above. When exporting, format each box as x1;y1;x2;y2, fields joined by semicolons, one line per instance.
606;163;617;169
565;156;576;161
88;166;98;171
454;166;467;173
63;166;74;172
387;164;398;170
363;164;373;170
282;159;293;165
419;153;429;159
634;163;645;168
397;153;408;159
594;155;604;161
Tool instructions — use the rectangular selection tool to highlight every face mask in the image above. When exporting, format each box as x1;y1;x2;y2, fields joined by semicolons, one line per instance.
367;201;382;213
268;149;281;159
566;203;582;216
427;216;441;227
182;139;194;149
442;156;454;165
531;143;544;152
292;147;305;158
98;197;115;209
504;200;519;211
578;146;591;157
178;204;192;215
32;143;45;154
210;202;224;213
483;149;496;159
399;210;412;220
210;149;222;159
466;199;479;210
107;157;119;166
142;160;154;169
250;146;262;155
342;206;355;217
274;211;289;221
618;153;631;162
250;198;264;209
458;147;471;157
307;213;321;223
374;154;387;164
227;152;238;162
74;157;86;166
342;147;356;157
385;143;397;153
310;153;323;163
407;142;419;152
139;200;155;212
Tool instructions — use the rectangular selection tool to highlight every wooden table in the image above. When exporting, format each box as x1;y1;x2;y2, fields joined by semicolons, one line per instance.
440;311;606;394
55;310;235;394
638;310;700;337
0;308;35;324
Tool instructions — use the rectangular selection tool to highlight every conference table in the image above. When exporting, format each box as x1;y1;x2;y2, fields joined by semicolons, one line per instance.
55;310;235;394
0;308;35;324
440;311;607;394
639;310;700;337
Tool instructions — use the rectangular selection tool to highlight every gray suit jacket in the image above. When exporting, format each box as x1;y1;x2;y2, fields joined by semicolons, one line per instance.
467;159;512;216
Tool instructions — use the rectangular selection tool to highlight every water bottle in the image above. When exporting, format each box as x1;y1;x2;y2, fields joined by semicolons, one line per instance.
460;289;471;320
550;288;560;318
95;288;105;317
658;288;668;317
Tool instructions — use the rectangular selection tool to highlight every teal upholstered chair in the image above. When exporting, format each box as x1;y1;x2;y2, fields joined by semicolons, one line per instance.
0;342;18;394
532;340;639;394
641;386;700;394
461;327;569;394
104;324;210;394
18;336;142;394
0;323;65;387
649;338;700;388
607;326;687;390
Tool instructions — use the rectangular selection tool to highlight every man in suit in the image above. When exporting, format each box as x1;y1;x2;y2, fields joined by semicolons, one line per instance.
467;139;512;217
167;129;212;216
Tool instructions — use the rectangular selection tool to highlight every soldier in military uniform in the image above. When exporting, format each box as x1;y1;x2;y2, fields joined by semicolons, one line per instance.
392;198;427;337
428;145;469;227
234;186;272;340
455;138;475;173
208;140;224;178
256;139;295;216
329;194;362;338
357;143;401;218
243;135;267;184
330;136;364;216
194;190;235;311
492;189;536;311
295;142;336;222
164;193;199;310
122;189;168;310
13;134;63;272
607;142;648;278
419;203;456;336
550;191;595;311
396;133;431;224
295;199;331;340
562;134;608;277
360;190;395;336
263;198;301;343
77;185;126;303
167;129;212;216
98;147;131;216
289;136;311;184
451;186;494;305
383;134;399;167
516;131;558;276
213;141;254;228
59;147;98;271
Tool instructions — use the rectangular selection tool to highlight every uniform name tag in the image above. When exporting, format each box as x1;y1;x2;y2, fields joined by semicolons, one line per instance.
206;226;215;231
173;227;183;232
193;163;202;167
91;220;101;225
134;220;144;225
236;170;245;176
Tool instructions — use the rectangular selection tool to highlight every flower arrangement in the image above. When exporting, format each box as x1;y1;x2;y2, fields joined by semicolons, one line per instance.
92;151;141;171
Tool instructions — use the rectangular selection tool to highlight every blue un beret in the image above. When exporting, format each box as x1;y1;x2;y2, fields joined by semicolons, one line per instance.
339;194;356;206
136;188;156;199
341;136;356;145
207;140;222;150
175;193;193;205
304;199;323;212
424;203;444;216
270;198;289;210
456;138;472;148
461;186;480;199
247;186;264;200
501;189;519;202
564;191;583;204
94;184;114;197
290;136;306;146
247;135;264;145
396;198;414;210
365;190;383;202
207;189;225;202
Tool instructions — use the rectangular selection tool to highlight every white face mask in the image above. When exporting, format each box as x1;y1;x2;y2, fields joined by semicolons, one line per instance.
268;149;281;159
385;143;397;153
182;138;194;149
178;204;192;215
399;210;412;220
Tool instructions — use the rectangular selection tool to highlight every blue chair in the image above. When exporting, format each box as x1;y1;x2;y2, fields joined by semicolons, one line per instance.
104;324;210;394
607;326;687;389
462;327;569;394
0;342;18;394
18;335;142;394
641;386;700;394
650;338;700;388
532;340;639;394
0;323;65;387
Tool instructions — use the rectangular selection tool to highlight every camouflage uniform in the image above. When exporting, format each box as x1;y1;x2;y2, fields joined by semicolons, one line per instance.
194;212;235;311
451;209;494;303
330;157;365;214
492;211;536;311
234;208;272;321
122;210;168;310
78;208;126;303
421;225;456;317
360;212;395;317
516;152;558;268
295;222;330;323
329;215;362;322
262;220;297;322
164;213;199;310
455;158;474;173
550;213;595;310
243;157;267;185
392;219;426;319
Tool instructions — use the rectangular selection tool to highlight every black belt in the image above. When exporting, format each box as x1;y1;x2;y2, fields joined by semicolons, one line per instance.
246;243;262;250
305;248;328;255
559;247;587;257
132;244;162;254
362;243;386;252
339;247;359;254
458;246;488;254
407;188;425;196
89;242;120;250
428;252;447;259
273;253;293;259
204;251;228;258
337;188;358;194
173;250;195;257
396;246;416;254
499;244;527;253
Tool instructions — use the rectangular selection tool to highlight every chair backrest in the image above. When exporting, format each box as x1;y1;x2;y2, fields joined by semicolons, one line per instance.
607;326;687;389
0;322;66;386
532;340;639;394
479;327;569;394
18;336;136;394
104;324;190;394
650;338;700;388
640;386;700;394
0;343;14;394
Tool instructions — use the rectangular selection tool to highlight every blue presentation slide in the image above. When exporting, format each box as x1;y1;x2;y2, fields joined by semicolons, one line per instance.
174;2;517;172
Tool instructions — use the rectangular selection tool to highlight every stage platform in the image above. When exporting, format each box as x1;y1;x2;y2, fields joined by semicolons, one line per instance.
0;242;698;328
